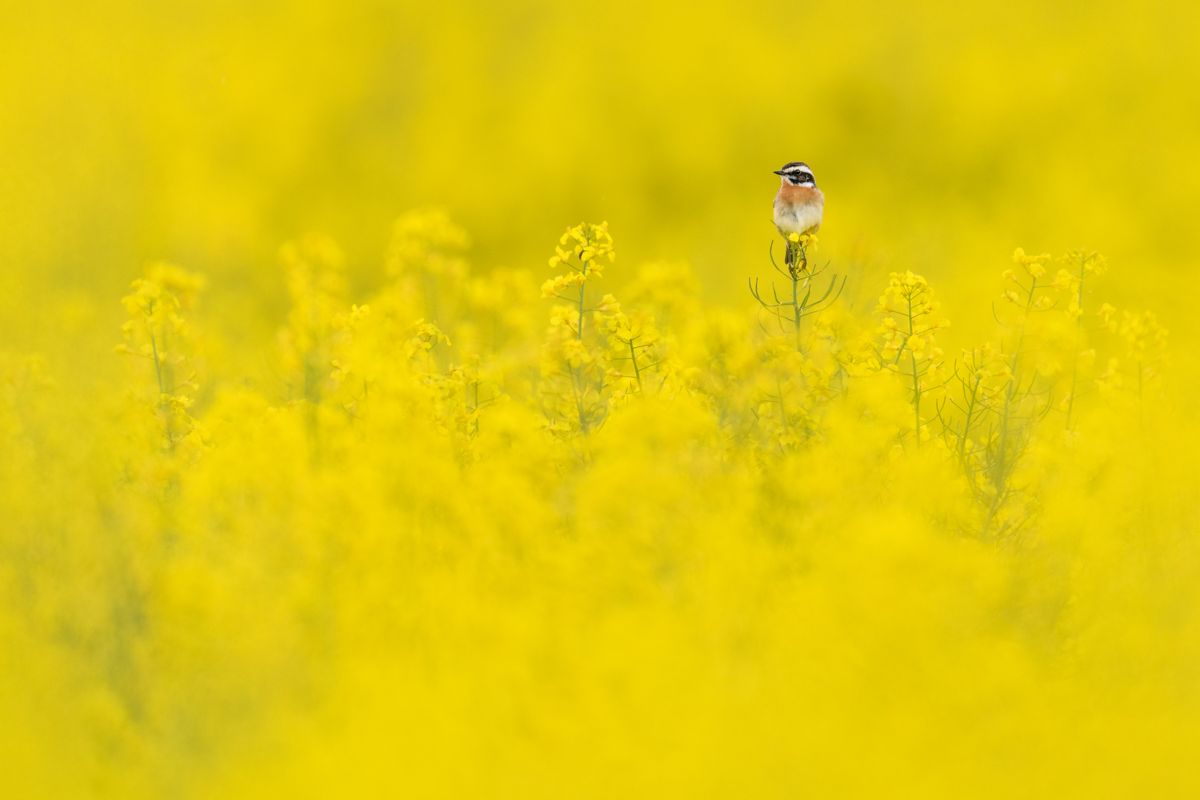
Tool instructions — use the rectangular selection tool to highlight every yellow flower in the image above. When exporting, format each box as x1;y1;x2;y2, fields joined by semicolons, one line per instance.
1012;246;1051;279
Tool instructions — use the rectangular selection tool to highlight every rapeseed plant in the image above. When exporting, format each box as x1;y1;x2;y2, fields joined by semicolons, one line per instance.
117;263;207;454
4;3;1200;796
540;222;622;435
874;269;950;444
1;210;1199;799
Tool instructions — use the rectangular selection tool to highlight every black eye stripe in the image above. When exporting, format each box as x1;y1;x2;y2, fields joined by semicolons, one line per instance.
780;164;816;185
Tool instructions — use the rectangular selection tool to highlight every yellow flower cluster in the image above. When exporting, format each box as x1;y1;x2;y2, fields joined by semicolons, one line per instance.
539;222;663;435
871;270;950;441
117;262;207;453
0;214;1193;799
541;220;615;298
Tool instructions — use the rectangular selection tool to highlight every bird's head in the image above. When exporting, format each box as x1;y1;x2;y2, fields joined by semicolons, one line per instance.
774;162;816;187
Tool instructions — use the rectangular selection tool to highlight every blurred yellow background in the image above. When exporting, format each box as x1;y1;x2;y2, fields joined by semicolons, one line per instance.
4;1;1198;365
3;2;1200;797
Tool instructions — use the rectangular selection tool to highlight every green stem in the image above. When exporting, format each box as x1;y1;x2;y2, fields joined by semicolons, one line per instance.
628;339;643;391
906;292;921;442
792;272;802;351
149;329;165;396
576;256;590;340
911;350;922;441
960;376;980;462
1065;264;1087;430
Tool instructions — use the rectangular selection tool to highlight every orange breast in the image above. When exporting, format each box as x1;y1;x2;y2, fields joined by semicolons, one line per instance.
774;184;825;236
776;185;823;205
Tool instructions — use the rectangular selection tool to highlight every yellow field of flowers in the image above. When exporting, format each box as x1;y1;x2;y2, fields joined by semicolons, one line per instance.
3;1;1200;797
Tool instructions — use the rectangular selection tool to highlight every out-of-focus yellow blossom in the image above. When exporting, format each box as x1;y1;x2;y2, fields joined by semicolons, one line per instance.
1012;246;1051;279
117;262;207;452
872;270;950;441
1094;309;1170;406
2;2;1200;793
387;208;471;279
2;211;1198;800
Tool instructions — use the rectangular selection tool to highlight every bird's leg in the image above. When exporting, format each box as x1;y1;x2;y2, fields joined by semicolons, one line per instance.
785;239;797;278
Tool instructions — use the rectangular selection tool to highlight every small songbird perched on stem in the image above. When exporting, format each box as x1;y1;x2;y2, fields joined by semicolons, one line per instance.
772;161;824;274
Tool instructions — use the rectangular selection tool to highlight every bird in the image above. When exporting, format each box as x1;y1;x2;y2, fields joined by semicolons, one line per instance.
772;161;823;273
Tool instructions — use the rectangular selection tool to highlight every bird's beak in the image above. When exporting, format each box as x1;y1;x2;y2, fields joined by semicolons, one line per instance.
773;170;786;176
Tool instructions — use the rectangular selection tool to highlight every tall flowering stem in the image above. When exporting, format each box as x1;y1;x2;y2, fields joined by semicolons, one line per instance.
1098;304;1169;430
875;271;949;444
118;263;206;451
595;293;664;400
936;344;1013;505
749;233;845;352
1057;250;1106;430
540;222;617;436
984;249;1058;516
